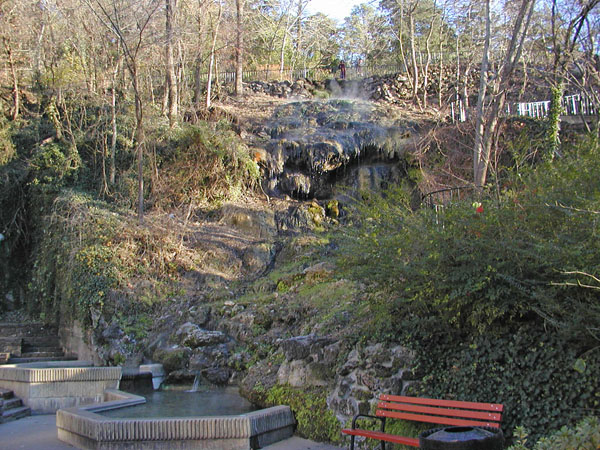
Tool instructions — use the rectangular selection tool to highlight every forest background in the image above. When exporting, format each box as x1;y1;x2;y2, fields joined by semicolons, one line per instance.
1;0;600;448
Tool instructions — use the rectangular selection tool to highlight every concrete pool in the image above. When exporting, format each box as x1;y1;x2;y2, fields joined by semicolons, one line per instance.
1;361;296;449
57;389;296;450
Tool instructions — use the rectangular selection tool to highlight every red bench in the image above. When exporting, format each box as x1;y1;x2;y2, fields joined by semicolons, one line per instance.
342;395;504;449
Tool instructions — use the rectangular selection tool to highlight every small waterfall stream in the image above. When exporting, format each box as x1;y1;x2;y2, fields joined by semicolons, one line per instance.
187;374;202;392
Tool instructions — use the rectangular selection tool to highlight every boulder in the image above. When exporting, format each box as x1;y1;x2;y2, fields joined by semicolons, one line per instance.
240;360;280;405
220;204;277;240
176;322;228;348
280;334;337;361
242;243;276;276
277;360;330;387
202;367;231;385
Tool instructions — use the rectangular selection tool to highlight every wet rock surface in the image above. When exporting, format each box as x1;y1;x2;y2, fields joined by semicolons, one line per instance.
258;99;418;199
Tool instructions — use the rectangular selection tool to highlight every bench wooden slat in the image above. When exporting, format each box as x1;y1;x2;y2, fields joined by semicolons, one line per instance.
377;401;502;422
341;428;419;447
343;396;504;450
380;394;503;412
376;409;502;428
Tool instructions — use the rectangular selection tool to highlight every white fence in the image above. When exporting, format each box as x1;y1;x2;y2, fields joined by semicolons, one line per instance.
451;92;598;123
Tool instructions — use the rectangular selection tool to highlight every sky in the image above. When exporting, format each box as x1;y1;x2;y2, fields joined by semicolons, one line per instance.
305;0;366;23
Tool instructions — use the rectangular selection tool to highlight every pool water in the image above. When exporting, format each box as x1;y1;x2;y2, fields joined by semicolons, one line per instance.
101;385;257;418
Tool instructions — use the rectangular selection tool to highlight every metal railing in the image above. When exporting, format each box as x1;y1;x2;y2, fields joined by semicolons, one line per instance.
194;64;407;84
421;186;474;209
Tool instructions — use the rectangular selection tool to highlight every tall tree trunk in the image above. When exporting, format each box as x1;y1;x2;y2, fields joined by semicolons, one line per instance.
165;0;178;127
279;28;288;80
2;38;19;120
206;2;223;109
397;1;412;87
293;0;303;72
234;0;244;96
409;9;419;102
437;12;444;108
547;83;563;159
422;7;436;108
547;0;600;159
193;60;202;107
474;0;536;187
110;55;121;186
176;41;184;111
473;0;491;187
130;65;145;224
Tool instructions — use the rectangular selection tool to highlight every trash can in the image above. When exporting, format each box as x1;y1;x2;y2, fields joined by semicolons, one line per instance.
419;426;504;450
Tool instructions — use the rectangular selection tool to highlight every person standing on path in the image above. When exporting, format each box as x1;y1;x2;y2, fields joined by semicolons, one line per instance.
338;61;346;79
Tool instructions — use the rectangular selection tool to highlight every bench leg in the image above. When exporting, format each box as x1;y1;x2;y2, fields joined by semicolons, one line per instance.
350;435;355;450
380;417;386;450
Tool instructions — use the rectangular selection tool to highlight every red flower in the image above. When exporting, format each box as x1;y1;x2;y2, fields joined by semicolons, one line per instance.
476;205;484;213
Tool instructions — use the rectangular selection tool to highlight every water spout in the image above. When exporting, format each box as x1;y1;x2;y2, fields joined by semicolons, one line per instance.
187;374;202;392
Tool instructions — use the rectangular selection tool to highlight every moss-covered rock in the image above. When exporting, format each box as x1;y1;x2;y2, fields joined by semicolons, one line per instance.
266;385;341;443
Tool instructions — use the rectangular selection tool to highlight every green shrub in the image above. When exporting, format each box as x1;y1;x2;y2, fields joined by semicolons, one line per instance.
339;139;600;343
508;416;600;450
27;189;194;324
152;121;259;208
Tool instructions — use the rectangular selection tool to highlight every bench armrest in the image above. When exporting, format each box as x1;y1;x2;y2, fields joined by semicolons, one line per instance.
351;413;386;432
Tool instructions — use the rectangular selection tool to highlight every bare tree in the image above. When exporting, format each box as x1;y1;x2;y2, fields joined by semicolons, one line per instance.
86;0;162;223
2;36;19;120
234;0;244;96
165;0;178;127
206;0;223;109
547;0;600;157
473;0;536;187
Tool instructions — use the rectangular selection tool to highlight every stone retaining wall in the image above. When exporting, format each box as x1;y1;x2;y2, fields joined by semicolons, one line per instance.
59;321;104;366
0;362;121;413
57;390;295;450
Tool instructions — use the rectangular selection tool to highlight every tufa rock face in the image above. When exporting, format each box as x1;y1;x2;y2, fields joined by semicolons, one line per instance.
259;100;416;199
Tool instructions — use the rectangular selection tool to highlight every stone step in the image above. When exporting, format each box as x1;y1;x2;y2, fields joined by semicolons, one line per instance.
22;343;61;353
0;322;58;337
20;351;65;358
22;335;61;344
0;337;22;354
7;355;77;364
0;388;14;400
3;397;23;409
1;405;31;423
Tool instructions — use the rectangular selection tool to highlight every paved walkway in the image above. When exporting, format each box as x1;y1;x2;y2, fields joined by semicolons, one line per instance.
0;415;344;450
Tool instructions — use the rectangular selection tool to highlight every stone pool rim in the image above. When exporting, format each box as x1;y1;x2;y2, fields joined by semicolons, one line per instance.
57;389;296;450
